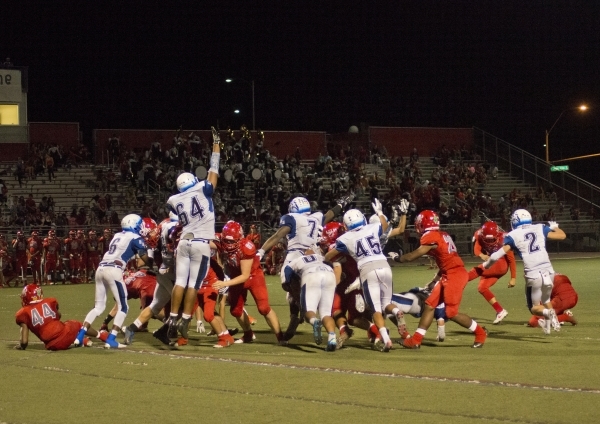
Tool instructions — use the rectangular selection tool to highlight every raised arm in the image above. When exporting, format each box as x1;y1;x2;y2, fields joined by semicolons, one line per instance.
207;127;221;188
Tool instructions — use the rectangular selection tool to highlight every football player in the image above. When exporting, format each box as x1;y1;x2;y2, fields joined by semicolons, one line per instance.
484;209;567;335
527;273;578;328
467;221;516;324
85;230;102;283
164;127;220;340
212;221;285;344
0;234;9;287
64;230;83;284
15;284;106;351
397;210;488;349
43;230;62;284
324;202;396;352
283;247;337;351
27;230;43;285
74;214;150;349
12;230;28;286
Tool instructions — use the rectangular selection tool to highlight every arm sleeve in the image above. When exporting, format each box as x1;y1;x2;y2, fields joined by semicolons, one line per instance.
335;239;349;254
202;181;214;197
543;225;552;237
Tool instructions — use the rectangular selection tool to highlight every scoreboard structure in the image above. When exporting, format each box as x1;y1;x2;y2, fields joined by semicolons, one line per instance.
0;64;28;144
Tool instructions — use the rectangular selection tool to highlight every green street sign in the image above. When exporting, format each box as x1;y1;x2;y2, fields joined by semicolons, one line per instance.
550;165;569;172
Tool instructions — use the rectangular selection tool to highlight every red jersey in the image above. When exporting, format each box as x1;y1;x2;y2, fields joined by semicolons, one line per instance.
123;270;155;298
13;238;28;258
220;237;262;278
86;238;102;256
420;230;464;273
247;232;261;249
64;237;83;257
552;275;577;299
28;236;43;258
43;237;62;261
199;266;219;289
98;236;111;254
15;298;62;343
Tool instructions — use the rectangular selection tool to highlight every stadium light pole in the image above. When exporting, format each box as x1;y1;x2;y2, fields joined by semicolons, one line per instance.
545;104;588;163
225;78;255;131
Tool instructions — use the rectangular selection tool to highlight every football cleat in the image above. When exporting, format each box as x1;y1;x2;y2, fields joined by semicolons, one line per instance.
538;318;551;335
123;327;135;345
234;331;256;344
472;326;488;348
326;339;337;352
177;318;191;339
196;321;206;334
83;337;93;347
153;326;172;346
374;339;393;352
170;337;188;347
548;309;561;332
248;315;258;326
564;310;578;325
213;334;235;348
73;328;87;347
493;309;508;324
312;319;323;345
167;318;179;339
336;327;354;349
399;337;421;349
104;334;125;349
436;325;445;342
97;330;109;342
396;311;407;335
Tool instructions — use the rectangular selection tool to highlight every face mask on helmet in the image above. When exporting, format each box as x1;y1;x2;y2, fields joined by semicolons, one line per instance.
415;210;440;234
21;284;43;306
221;221;243;253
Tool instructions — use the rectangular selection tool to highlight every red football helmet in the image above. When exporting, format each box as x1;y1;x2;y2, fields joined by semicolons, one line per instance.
16;230;24;239
221;221;244;253
48;230;56;239
320;221;345;249
89;230;97;238
31;230;39;237
21;284;43;306
415;210;440;234
69;230;76;238
140;218;158;248
481;221;500;241
104;228;112;236
77;229;85;238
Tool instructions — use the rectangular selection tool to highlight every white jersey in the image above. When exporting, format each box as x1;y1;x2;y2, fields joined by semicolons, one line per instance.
279;211;324;252
101;231;147;270
167;180;215;239
283;253;333;286
335;223;387;271
504;224;553;278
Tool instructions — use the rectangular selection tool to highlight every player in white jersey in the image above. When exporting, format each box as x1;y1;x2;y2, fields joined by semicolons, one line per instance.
283;248;337;351
74;214;150;349
124;212;180;345
324;201;395;352
165;127;220;339
258;194;353;336
484;209;566;334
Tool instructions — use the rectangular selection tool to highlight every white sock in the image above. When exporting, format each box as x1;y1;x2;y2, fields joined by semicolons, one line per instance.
416;328;427;336
379;327;391;344
309;317;317;325
468;320;478;332
328;332;336;341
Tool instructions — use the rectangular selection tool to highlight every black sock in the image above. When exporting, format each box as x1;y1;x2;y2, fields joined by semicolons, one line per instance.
128;323;139;332
103;314;114;325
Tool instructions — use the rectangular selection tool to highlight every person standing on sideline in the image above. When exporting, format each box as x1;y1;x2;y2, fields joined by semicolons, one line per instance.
483;209;567;335
73;214;150;349
164;127;221;339
397;210;488;349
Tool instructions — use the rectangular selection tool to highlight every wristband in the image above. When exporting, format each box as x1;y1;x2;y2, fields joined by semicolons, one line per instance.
209;152;220;175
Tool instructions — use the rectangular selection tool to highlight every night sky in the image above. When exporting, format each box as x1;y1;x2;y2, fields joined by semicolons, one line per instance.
3;1;600;181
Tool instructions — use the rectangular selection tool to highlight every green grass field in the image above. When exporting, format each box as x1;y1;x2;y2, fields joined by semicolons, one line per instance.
1;256;600;424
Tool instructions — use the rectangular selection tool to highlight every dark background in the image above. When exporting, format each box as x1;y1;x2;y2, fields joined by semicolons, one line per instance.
2;1;600;182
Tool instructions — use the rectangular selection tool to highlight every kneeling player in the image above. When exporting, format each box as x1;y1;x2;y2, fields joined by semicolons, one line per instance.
527;274;578;328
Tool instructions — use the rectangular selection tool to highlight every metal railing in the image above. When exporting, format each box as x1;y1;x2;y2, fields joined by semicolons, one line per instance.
473;127;600;212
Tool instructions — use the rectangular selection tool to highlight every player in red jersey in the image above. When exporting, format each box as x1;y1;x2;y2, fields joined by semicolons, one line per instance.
264;240;286;275
212;221;285;344
14;284;106;351
197;263;236;348
468;221;516;324
99;228;112;255
85;230;102;283
12;230;28;286
527;274;578;328
396;210;488;348
43;230;62;285
76;230;88;282
0;234;9;287
27;231;43;285
64;230;84;283
247;224;261;249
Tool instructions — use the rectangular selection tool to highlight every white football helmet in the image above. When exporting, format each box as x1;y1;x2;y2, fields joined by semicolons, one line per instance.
288;197;311;214
369;214;387;225
511;209;532;229
121;214;143;234
176;172;198;193
344;209;366;231
169;211;179;222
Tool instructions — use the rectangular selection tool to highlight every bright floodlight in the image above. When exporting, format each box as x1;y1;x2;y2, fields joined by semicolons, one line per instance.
234;109;240;114
225;79;233;83
579;105;588;111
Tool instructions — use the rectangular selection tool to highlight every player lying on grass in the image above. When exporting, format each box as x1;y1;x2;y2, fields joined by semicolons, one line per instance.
15;284;107;351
